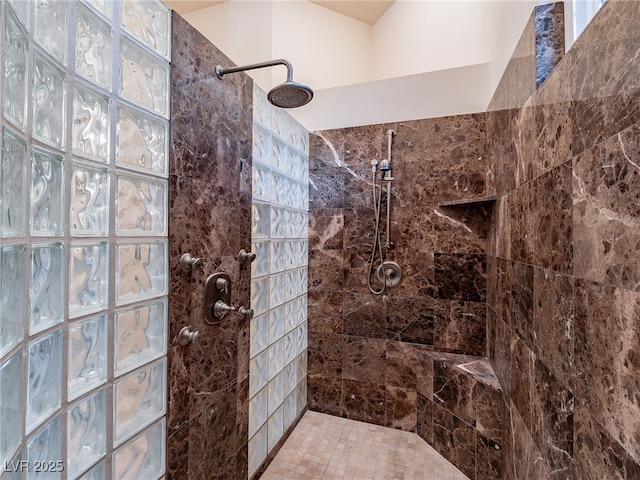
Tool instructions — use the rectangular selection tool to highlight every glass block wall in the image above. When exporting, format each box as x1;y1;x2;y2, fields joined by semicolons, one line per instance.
249;86;309;477
0;1;170;478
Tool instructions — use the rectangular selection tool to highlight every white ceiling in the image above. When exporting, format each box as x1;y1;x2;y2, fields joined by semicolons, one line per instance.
166;0;395;25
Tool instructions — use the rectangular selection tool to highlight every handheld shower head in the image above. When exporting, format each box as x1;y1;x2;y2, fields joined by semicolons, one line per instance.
379;159;391;171
216;59;313;108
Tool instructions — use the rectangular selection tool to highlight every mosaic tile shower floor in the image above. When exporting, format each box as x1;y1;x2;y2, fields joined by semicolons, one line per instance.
260;411;470;480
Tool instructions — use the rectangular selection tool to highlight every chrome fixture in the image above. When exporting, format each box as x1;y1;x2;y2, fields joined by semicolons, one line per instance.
237;306;255;321
376;261;403;288
179;252;202;272
368;129;402;295
204;272;254;323
238;248;256;263
215;59;313;108
204;272;233;324
178;326;200;346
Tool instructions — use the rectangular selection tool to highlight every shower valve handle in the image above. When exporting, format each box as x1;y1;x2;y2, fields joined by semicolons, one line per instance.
238;249;256;263
237;306;254;321
213;300;236;319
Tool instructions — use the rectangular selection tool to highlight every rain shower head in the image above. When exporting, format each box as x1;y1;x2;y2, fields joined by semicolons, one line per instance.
215;59;314;108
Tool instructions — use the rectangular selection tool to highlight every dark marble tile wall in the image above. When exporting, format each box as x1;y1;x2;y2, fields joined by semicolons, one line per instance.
168;13;252;480
487;0;640;478
308;115;508;478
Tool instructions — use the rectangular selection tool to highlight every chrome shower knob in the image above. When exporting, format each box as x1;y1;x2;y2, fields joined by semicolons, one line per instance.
237;306;254;321
180;253;203;272
178;326;199;346
238;249;256;263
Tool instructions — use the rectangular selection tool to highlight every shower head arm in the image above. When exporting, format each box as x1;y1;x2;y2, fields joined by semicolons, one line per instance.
215;59;293;82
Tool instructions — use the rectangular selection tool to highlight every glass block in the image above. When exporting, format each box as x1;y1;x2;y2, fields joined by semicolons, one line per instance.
68;314;107;400
271;206;285;238
114;359;166;444
0;245;25;357
26;330;62;433
251;276;269;317
270;241;285;273
117;103;169;176
30;243;64;335
119;36;170;118
287;115;306;152
284;331;296;365
25;415;62;480
271;172;286;206
113;419;165;480
268;306;284;345
296;379;307;416
299;241;309;267
283;391;297;430
268;372;283;417
121;0;171;58
286;210;302;239
35;0;67;65
77;459;106;480
250;314;268;359
248;386;267;439
251;240;269;278
290;180;305;210
248;424;267;479
76;3;113;90
31;147;64;236
249;349;268;397
284;300;297;334
69;242;109;318
252;123;270;165
299;129;310;156
3;10;28;130
252;87;271;127
116;172;167;236
252;203;270;239
285;270;297;301
284;241;296;270
271;137;287;173
302;181;309;211
270;273;284;308
7;0;29;27
1;129;26;237
0;349;22;465
271;107;287;142
252;162;270;201
267;405;284;452
268;339;283;381
298;294;308;325
83;0;113;19
33;53;66;149
301;211;309;238
286;146;304;180
115;299;167;376
71;160;110;236
297;322;308;352
284;361;296;397
116;240;168;306
296;349;307;379
72;85;110;162
67;389;107;478
297;267;308;294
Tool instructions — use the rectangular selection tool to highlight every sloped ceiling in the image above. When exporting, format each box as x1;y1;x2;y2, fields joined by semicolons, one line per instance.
166;0;395;25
